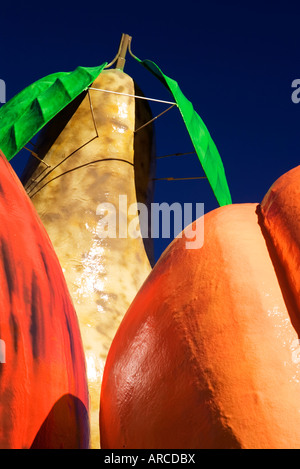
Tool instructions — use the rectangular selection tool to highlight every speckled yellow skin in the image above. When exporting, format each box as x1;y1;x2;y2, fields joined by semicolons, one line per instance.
24;69;155;448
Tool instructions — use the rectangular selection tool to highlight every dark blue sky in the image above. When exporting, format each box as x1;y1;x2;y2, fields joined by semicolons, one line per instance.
1;1;300;260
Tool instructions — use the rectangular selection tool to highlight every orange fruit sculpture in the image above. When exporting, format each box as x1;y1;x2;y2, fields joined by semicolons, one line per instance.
0;150;89;448
100;165;300;449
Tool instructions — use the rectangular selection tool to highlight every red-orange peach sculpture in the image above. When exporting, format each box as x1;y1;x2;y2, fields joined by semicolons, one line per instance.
0;150;89;448
100;165;300;449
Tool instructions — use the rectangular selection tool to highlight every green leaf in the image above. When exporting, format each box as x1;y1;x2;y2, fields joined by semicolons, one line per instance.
0;64;107;161
134;57;232;206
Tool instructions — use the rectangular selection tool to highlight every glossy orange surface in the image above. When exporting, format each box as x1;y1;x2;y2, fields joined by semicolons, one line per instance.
0;151;89;448
100;166;300;449
261;165;300;314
